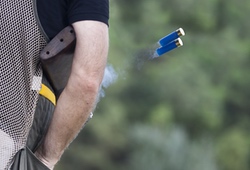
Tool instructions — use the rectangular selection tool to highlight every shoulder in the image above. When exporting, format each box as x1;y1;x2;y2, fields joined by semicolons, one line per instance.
36;0;69;39
36;0;109;39
67;0;109;26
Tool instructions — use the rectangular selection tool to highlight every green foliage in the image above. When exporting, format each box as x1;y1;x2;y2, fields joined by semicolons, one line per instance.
128;125;218;170
55;0;250;169
148;104;174;127
216;128;249;170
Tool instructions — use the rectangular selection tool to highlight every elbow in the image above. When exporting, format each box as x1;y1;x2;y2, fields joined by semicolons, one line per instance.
81;78;100;95
67;74;101;97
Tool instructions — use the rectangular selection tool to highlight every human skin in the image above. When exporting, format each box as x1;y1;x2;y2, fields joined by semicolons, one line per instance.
35;20;109;169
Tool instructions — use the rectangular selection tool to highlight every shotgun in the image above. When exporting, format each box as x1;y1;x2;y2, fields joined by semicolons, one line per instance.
40;26;76;99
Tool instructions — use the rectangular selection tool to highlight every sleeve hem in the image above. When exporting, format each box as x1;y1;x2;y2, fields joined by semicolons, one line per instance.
68;13;109;26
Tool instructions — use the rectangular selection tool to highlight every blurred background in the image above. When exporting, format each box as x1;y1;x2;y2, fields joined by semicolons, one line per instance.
55;0;250;169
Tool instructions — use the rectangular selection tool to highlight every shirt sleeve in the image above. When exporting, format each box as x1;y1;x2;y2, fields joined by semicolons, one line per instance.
67;0;109;26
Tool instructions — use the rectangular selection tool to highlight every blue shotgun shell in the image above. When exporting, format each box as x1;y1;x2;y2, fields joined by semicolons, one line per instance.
155;38;183;57
158;28;185;47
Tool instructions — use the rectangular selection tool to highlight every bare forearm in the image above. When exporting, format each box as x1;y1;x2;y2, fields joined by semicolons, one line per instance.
35;21;109;168
36;84;97;166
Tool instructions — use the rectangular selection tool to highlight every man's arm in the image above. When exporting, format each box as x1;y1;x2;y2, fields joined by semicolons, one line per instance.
35;20;109;168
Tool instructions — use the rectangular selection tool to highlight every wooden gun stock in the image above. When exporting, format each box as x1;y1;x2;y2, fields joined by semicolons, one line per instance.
40;26;76;98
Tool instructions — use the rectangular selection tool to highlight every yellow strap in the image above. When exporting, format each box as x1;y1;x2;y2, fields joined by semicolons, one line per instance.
39;84;56;105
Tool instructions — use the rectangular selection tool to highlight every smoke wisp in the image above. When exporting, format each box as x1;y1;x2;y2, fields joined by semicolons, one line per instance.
99;64;118;99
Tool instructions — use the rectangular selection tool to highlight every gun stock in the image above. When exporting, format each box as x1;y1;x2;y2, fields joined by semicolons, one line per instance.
40;26;76;99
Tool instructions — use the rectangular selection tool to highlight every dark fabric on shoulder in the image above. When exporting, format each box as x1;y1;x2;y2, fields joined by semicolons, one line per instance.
37;0;68;40
67;0;109;25
37;0;109;40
